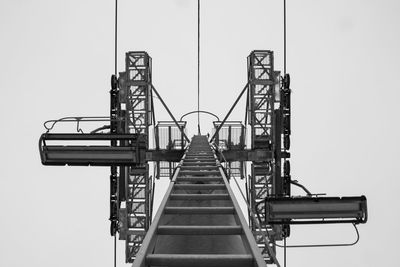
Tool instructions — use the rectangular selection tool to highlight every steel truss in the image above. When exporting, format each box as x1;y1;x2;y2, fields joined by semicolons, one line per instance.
247;50;285;262
38;49;367;266
116;52;154;263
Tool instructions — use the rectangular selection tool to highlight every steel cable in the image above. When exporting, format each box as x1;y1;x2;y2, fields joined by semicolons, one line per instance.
197;0;201;134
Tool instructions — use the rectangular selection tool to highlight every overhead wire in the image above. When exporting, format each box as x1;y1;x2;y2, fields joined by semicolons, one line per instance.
284;0;286;75
115;0;118;76
113;1;118;267
197;0;201;134
283;1;287;265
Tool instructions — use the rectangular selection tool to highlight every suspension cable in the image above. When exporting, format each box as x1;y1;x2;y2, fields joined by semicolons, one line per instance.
197;0;201;134
114;235;117;267
283;2;287;264
113;2;118;267
284;237;287;267
115;0;118;76
284;0;286;75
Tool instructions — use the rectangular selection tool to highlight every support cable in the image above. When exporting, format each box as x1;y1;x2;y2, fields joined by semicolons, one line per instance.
197;0;201;134
284;237;287;267
113;2;118;267
151;84;190;143
283;0;286;75
114;235;117;267
209;83;249;143
115;0;118;76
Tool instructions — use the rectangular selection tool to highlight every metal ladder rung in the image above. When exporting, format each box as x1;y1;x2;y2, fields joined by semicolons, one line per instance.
183;162;216;166
164;207;235;214
146;254;253;267
179;170;220;176
169;193;230;200
174;184;225;190
184;158;215;161
157;225;243;235
176;177;222;182
183;161;216;164
180;166;218;170
185;155;213;157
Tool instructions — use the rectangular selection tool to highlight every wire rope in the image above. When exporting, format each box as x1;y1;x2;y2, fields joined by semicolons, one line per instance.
197;0;201;134
113;2;118;267
284;0;286;75
115;0;118;76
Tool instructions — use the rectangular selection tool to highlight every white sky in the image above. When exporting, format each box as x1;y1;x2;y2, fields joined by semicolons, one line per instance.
0;0;399;266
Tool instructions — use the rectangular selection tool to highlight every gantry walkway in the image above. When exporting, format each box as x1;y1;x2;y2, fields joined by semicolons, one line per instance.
133;135;267;267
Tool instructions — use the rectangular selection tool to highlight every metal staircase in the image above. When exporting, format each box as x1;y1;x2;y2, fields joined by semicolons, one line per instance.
133;135;268;267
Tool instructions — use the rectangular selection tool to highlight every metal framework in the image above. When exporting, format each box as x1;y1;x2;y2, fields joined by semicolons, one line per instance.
117;52;153;262
39;49;367;267
212;121;246;178
132;135;275;267
155;121;187;179
247;51;285;261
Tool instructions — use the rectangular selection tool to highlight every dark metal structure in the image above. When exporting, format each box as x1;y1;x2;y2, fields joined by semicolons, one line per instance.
247;51;287;260
155;121;187;179
39;50;367;266
208;50;367;264
133;135;276;267
40;51;185;263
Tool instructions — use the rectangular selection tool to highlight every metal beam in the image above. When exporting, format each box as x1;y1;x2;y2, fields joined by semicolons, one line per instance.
39;133;145;166
145;150;185;161
209;83;249;143
151;85;190;143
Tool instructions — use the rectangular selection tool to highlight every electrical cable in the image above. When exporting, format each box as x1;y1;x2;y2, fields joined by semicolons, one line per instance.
114;235;117;267
290;180;313;196
284;237;287;267
197;0;201;134
209;83;249;143
115;0;118;76
275;223;360;248
113;2;118;267
284;0;286;75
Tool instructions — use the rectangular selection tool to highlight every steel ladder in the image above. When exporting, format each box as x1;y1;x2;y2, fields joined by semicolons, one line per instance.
133;135;267;267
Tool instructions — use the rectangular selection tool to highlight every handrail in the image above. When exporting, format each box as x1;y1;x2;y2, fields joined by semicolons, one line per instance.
213;145;280;267
132;143;188;267
43;116;119;133
179;110;220;121
213;144;280;266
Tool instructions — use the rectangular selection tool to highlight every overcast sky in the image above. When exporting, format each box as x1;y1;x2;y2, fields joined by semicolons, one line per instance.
1;0;399;266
